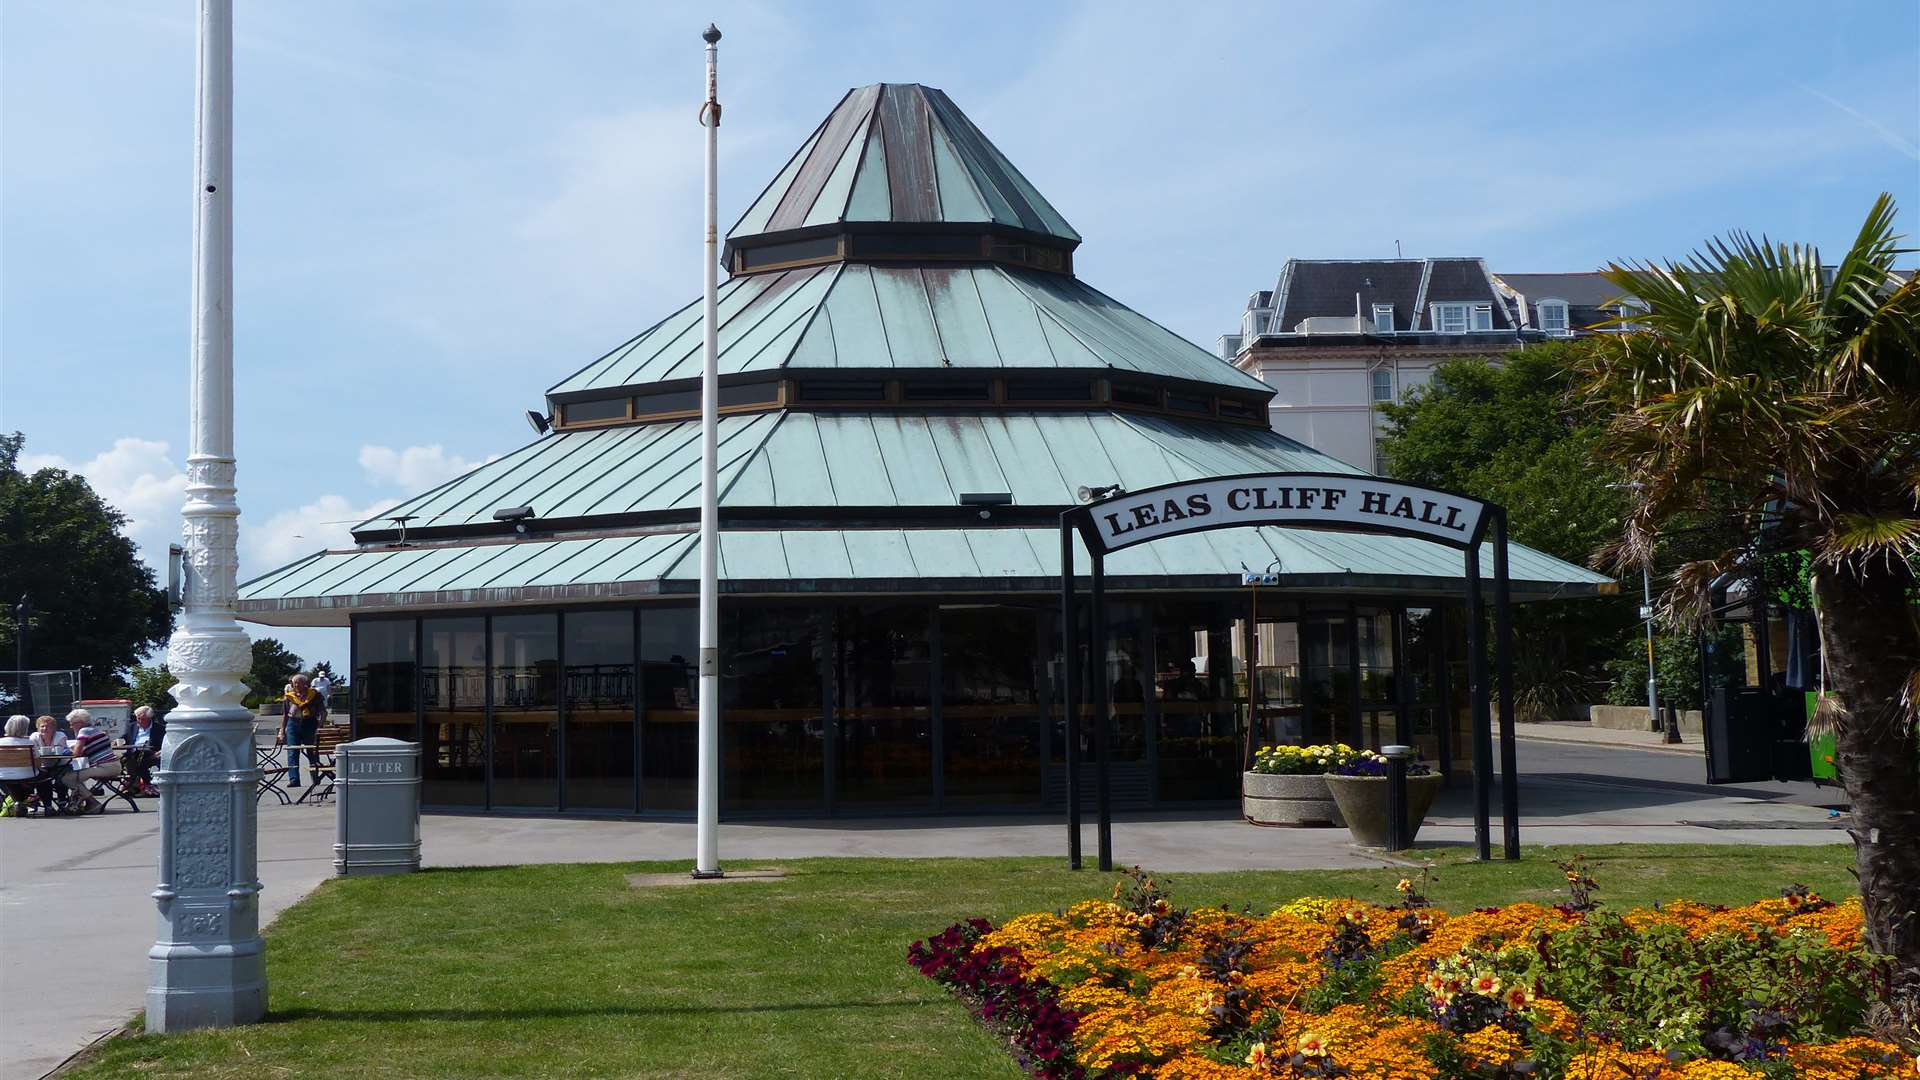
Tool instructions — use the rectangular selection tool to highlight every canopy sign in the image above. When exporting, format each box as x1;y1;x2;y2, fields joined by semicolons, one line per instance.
1081;473;1489;554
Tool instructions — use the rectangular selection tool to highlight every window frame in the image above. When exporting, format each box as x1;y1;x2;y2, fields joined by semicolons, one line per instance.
1369;367;1395;403
1371;303;1394;334
1537;299;1570;336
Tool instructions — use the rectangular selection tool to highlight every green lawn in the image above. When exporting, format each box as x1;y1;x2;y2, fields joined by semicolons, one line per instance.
71;845;1857;1080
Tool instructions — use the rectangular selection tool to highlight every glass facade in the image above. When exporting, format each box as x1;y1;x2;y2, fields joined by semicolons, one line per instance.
352;593;1468;815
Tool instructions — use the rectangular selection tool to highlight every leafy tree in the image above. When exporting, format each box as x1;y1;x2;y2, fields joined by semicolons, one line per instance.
1376;343;1639;717
243;637;303;708
0;433;172;696
119;662;177;720
1580;194;1920;1030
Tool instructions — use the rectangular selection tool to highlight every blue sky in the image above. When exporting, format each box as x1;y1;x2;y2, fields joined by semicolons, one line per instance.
3;0;1916;669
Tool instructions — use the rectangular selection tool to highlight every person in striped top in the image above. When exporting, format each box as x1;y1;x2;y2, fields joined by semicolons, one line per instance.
62;708;121;813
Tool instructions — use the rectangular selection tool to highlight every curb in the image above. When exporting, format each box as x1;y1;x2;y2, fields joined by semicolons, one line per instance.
1512;730;1702;756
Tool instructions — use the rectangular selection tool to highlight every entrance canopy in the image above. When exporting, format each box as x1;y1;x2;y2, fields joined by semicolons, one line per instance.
1076;473;1489;554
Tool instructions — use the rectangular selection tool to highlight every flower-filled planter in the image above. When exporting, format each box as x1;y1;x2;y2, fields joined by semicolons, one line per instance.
1324;758;1444;848
1242;744;1369;827
1242;771;1343;826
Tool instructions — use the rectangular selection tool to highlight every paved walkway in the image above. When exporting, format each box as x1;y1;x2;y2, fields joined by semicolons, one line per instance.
1;756;1846;1080
1515;719;1703;754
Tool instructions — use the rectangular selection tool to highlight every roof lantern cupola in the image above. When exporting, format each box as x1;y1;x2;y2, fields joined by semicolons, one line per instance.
724;83;1081;275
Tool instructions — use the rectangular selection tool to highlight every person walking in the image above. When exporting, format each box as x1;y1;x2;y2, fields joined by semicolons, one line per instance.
281;673;327;788
312;669;333;707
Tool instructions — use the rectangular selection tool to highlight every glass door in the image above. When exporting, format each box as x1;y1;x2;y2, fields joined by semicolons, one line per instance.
491;614;559;809
1238;613;1304;751
422;617;486;806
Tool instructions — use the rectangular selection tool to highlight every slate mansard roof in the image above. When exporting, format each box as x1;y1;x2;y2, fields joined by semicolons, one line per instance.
1263;258;1517;336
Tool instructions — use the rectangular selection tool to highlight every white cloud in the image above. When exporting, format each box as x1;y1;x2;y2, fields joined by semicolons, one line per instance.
19;438;189;570
242;493;396;577
358;443;489;490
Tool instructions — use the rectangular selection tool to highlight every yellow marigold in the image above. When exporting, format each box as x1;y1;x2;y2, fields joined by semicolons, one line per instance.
1157;1052;1258;1080
980;911;1066;952
1672;1060;1758;1079
1059;982;1133;1015
1458;1025;1525;1067
1072;1001;1208;1071
1781;1034;1908;1079
1273;895;1339;921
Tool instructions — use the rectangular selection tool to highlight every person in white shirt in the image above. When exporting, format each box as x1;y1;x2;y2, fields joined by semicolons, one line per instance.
29;714;67;756
0;714;47;813
0;714;37;779
312;671;333;705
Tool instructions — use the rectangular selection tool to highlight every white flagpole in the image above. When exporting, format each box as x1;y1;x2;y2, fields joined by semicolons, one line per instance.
694;23;724;879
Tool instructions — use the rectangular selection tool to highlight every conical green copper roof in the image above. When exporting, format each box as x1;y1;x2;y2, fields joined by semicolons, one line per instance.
546;262;1273;395
727;83;1079;250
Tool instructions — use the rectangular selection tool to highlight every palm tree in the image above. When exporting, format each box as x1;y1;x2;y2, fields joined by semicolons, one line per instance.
1582;194;1920;1037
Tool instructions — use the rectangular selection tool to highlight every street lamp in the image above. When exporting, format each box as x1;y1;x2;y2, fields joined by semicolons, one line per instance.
1608;482;1659;733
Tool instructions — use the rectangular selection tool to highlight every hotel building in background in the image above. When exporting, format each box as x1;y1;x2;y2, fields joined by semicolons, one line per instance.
1218;262;1636;470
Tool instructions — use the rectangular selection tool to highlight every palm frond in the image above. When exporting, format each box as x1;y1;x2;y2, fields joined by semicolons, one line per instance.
1814;514;1920;565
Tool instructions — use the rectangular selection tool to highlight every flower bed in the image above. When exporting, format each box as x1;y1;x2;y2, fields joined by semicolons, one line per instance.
908;868;1907;1079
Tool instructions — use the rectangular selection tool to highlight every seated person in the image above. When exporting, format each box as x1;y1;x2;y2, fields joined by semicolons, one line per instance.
119;705;165;795
0;714;50;812
62;708;122;814
30;714;67;756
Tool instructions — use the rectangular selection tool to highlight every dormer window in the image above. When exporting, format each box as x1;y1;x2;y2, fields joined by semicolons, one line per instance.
1431;302;1492;333
1538;300;1570;337
1371;304;1394;333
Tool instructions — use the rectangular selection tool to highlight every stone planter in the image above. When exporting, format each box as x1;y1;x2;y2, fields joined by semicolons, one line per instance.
1323;773;1444;848
1242;771;1343;827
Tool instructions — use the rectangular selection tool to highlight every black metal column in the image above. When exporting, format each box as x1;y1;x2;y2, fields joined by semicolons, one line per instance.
1465;543;1491;861
1090;549;1113;872
1060;519;1081;870
928;605;944;812
1492;510;1519;860
1346;598;1363;746
1432;605;1453;782
1393;607;1412;747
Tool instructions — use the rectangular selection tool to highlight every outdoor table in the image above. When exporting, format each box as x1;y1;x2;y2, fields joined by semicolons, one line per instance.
255;745;291;805
34;753;77;814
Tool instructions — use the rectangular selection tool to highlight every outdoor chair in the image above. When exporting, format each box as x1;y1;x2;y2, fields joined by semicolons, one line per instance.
0;745;52;816
86;757;142;814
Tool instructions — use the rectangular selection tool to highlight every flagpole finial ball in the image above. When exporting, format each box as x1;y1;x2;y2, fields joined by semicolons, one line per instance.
702;24;721;44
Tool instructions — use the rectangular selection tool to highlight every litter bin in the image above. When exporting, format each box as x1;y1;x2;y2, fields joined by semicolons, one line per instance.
333;737;421;876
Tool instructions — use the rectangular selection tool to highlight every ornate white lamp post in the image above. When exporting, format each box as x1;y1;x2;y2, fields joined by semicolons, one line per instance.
148;0;266;1032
